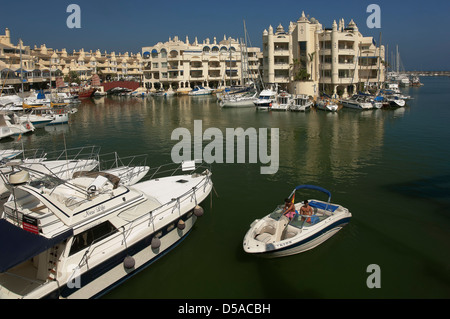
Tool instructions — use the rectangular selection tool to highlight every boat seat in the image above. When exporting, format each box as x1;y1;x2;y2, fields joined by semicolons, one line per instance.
255;233;274;243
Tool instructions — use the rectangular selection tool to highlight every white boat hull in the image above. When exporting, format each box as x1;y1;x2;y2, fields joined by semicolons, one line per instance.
220;99;256;108
341;100;372;110
316;101;338;112
49;211;198;299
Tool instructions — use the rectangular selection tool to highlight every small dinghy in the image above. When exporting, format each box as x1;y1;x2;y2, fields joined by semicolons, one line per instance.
243;185;351;257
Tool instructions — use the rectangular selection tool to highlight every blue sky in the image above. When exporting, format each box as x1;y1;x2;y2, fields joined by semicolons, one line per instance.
1;0;449;70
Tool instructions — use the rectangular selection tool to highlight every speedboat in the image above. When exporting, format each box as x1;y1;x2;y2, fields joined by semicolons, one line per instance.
243;184;351;257
0;159;212;298
289;94;313;112
315;98;338;112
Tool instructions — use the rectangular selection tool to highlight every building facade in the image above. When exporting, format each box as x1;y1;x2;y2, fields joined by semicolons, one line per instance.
262;12;385;97
1;28;144;91
141;35;261;92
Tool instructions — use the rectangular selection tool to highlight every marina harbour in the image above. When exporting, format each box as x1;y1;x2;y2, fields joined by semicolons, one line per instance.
1;76;448;298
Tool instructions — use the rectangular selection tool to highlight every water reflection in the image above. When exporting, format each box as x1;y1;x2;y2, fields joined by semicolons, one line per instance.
1;95;402;188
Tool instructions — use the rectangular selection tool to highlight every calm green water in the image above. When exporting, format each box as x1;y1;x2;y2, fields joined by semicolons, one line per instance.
2;77;449;299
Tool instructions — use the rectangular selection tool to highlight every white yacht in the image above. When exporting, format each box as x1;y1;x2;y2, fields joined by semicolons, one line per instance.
219;91;258;108
340;95;373;110
289;94;313;112
188;86;212;96
0;159;212;298
254;85;278;110
271;92;291;111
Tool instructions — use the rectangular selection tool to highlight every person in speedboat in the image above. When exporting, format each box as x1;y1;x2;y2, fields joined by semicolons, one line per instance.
283;198;297;220
300;200;317;224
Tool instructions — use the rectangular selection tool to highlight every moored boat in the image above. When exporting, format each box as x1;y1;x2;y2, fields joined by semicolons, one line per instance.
254;84;277;111
188;86;212;96
289;94;313;112
271;91;291;111
0;159;212;298
340;95;373;110
315;97;338;112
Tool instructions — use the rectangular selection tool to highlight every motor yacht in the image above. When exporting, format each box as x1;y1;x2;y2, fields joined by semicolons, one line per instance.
340;95;373;110
289;94;313;112
188;86;212;96
253;84;278;110
0;159;212;298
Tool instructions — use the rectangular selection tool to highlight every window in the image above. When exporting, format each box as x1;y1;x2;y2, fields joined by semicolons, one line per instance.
69;221;118;256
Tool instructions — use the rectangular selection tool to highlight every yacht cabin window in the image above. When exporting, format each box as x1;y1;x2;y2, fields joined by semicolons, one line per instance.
69;221;118;256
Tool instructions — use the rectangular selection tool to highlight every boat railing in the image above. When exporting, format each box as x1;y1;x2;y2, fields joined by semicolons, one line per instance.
98;152;150;185
44;145;101;162
146;160;211;181
76;163;212;267
96;151;148;173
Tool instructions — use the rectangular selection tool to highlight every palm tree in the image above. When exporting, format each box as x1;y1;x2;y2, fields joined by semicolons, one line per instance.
290;58;310;81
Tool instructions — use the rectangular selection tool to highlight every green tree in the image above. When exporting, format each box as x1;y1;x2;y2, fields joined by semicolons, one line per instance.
64;71;80;85
291;58;310;81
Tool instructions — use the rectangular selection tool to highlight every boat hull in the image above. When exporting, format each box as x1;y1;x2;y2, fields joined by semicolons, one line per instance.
255;217;350;258
15;209;199;299
243;198;351;258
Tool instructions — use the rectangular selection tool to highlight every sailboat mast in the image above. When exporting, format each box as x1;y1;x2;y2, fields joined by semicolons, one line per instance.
19;39;24;95
396;45;399;74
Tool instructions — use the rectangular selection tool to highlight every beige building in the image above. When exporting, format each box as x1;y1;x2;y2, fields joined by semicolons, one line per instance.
141;35;261;92
1;28;144;91
262;12;385;97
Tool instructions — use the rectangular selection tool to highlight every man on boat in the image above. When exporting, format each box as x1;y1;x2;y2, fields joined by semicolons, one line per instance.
300;200;315;223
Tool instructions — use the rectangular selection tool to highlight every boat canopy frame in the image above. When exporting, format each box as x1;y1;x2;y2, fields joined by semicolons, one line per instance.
288;184;332;203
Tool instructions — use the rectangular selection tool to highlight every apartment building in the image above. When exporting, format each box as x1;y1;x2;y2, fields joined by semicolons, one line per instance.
141;35;261;92
1;28;144;91
262;12;385;97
